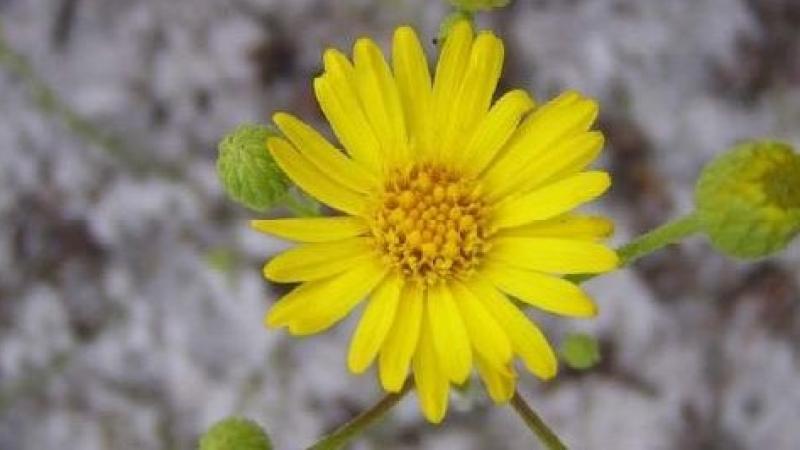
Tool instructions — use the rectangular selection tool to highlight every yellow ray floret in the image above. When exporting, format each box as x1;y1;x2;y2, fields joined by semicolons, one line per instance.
253;21;617;423
251;216;368;243
348;274;403;374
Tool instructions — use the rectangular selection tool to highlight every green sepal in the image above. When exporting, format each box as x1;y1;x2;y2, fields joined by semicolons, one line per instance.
695;140;800;259
199;417;272;450
217;124;289;212
560;333;601;370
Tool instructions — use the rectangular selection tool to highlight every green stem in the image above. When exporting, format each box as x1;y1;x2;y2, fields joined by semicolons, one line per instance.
0;22;178;177
306;381;413;450
510;391;567;450
569;212;703;284
520;216;703;445
616;212;703;266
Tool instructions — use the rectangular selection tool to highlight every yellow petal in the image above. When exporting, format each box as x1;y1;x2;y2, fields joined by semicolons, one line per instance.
268;137;366;215
475;356;516;403
287;271;389;336
353;38;409;166
379;282;424;392
438;31;504;157
468;276;557;379
481;261;597;318
483;92;599;199
392;26;433;157
413;311;450;424
492;171;611;230
314;68;382;172
431;20;473;159
348;274;403;374
272;112;379;192
250;216;368;243
263;238;374;282
511;131;605;194
265;259;386;331
427;283;472;384
458;89;535;175
323;48;359;93
489;237;619;274
450;281;513;371
497;214;614;241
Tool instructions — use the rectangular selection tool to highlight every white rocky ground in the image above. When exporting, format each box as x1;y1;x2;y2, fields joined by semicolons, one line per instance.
0;0;798;449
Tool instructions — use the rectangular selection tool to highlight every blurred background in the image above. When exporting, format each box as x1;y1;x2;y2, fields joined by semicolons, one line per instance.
1;0;799;449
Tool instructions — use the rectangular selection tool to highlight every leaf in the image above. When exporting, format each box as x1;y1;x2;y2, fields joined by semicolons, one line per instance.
217;124;289;212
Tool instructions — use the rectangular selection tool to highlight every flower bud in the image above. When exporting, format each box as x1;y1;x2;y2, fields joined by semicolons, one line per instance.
217;124;289;212
448;0;511;11
200;417;273;450
695;140;800;259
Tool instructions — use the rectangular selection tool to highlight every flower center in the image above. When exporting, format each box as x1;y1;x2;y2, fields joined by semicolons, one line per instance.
370;164;490;284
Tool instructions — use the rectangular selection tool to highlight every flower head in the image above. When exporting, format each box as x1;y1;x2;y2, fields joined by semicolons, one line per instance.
252;21;617;423
695;140;800;259
449;0;511;11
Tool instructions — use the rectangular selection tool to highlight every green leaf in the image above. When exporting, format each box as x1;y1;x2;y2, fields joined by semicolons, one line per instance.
560;333;601;370
200;417;272;450
695;140;800;259
217;124;289;212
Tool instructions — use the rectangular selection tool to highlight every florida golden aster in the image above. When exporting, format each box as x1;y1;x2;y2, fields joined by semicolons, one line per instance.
252;20;618;423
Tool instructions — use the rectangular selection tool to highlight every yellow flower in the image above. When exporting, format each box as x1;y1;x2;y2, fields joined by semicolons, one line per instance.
252;21;617;423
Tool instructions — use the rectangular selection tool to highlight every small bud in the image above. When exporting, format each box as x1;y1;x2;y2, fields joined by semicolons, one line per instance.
199;417;272;450
448;0;511;11
695;140;800;259
217;124;289;212
560;333;601;370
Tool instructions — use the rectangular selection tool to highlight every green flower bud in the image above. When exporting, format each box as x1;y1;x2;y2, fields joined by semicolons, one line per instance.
695;140;800;259
217;124;289;212
448;0;511;11
199;417;272;450
560;333;601;370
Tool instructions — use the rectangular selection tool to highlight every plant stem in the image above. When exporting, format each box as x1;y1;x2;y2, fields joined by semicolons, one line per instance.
569;212;703;284
616;212;703;266
306;381;413;450
0;23;176;176
510;391;567;450
526;215;703;444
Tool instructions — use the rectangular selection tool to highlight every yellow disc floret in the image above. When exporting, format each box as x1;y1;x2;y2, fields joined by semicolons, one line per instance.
371;164;490;284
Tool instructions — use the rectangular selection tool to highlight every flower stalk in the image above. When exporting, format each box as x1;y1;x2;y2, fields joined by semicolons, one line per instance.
569;213;703;285
0;24;173;176
616;213;703;266
510;391;567;450
306;381;413;450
